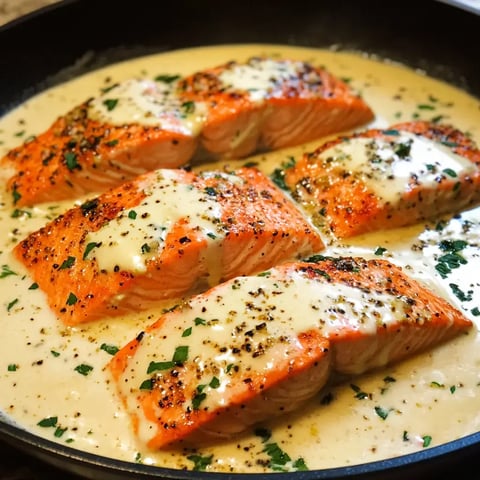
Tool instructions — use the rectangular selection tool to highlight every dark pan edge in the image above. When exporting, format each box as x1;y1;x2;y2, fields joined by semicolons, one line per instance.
1;0;480;115
1;416;480;480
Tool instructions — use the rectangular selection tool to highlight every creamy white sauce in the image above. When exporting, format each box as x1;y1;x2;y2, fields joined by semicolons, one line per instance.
87;169;225;273
87;78;207;135
218;58;317;102
0;44;480;473
317;132;477;203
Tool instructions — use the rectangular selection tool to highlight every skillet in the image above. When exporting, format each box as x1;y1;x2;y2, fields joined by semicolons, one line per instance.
0;0;479;478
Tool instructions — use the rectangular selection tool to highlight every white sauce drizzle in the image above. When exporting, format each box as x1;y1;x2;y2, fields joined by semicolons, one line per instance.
218;58;309;102
0;44;479;473
317;132;477;203
87;78;207;135
87;169;228;273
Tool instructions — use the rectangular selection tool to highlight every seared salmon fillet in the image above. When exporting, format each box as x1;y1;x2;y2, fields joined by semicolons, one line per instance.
107;256;472;449
2;57;374;207
12;166;324;325
282;121;480;238
178;56;374;158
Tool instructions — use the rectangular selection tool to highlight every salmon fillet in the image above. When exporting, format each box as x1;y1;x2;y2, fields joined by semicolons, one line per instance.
13;166;324;325
2;57;374;207
282;121;480;238
107;256;472;449
179;56;374;158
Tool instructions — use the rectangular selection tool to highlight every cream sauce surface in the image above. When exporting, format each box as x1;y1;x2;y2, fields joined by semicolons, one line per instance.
0;44;480;474
317;132;477;204
88;78;207;135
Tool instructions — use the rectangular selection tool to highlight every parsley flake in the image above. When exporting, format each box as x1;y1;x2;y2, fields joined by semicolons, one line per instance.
154;74;180;83
147;360;174;374
59;256;76;270
64;152;80;171
103;98;119;111
0;265;17;278
187;454;213;471
422;435;432;447
37;416;58;428
172;345;189;363
74;364;93;376
374;406;391;420
139;378;154;390
83;242;101;260
182;327;192;337
7;298;18;311
66;292;78;305
100;343;119;355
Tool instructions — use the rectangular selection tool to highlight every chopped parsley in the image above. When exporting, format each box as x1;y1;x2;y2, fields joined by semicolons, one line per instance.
7;298;19;311
12;187;21;205
0;264;17;278
442;168;457;178
449;283;473;302
139;378;154;391
374;406;391;420
182;327;192;337
192;388;207;410
434;239;468;278
172;345;189;363
11;208;32;218
147;360;174;373
64;152;80;171
393;140;412;158
209;376;220;389
417;104;435;110
54;426;68;438
187;453;213;471
181;101;195;114
350;383;370;400
74;364;93;376
66;292;78;305
37;416;58;428
254;428;308;471
59;256;76;270
147;345;189;374
422;435;432;447
154;74;180;83
83;242;101;260
100;343;119;355
103;98;119;111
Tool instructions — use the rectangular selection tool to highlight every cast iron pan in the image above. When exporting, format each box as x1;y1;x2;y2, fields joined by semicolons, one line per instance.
1;1;479;478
